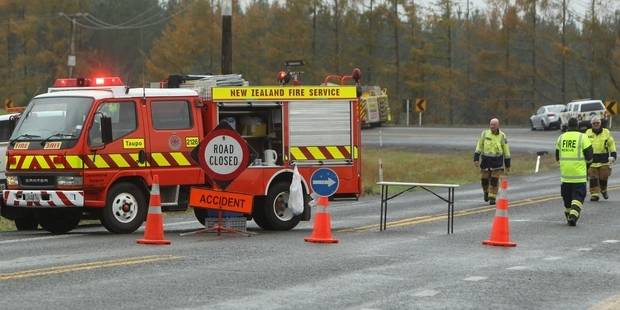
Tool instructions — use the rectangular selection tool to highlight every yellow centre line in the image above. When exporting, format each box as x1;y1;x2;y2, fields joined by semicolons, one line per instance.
0;255;181;281
339;185;620;233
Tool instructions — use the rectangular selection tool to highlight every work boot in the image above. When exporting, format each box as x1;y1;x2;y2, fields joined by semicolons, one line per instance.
602;191;609;200
564;210;570;221
590;195;599;202
484;192;489;202
567;214;577;226
489;198;496;205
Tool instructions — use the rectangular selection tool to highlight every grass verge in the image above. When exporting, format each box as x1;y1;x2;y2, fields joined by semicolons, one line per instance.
362;147;557;195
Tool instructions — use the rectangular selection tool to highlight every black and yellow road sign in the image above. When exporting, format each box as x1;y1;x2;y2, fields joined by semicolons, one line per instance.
415;98;427;113
605;100;617;116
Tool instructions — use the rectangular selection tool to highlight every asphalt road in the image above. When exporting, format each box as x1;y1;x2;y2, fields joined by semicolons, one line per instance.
363;126;563;153
1;127;620;309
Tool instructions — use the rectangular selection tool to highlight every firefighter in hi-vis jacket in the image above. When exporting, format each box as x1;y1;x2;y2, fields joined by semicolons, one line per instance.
584;116;617;201
556;118;593;226
474;118;511;205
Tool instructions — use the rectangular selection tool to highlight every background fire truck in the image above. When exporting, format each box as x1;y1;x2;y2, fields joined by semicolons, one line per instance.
322;74;390;128
2;74;362;234
359;86;391;128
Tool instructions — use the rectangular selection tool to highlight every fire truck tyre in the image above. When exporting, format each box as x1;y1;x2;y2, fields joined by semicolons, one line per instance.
264;182;301;231
15;216;38;231
101;183;147;234
193;207;207;226
36;209;81;234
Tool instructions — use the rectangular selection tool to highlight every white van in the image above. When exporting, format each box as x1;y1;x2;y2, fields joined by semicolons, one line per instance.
560;99;608;131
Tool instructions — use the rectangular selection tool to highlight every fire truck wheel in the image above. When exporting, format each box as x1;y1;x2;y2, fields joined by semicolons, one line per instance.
36;209;81;234
101;182;147;234
193;207;207;226
264;182;301;230
15;216;38;231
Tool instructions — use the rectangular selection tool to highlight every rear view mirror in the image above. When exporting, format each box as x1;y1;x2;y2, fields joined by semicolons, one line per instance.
101;115;113;144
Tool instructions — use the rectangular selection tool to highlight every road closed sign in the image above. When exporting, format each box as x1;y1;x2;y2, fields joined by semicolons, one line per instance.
197;125;250;183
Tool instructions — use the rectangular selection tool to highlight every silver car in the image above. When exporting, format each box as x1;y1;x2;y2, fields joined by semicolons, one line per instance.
530;104;565;130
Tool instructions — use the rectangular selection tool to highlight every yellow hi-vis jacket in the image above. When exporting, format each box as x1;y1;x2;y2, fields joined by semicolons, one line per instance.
584;128;617;168
474;129;511;170
556;131;593;183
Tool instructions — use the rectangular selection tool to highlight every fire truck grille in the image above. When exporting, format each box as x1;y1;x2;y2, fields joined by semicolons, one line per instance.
20;176;55;187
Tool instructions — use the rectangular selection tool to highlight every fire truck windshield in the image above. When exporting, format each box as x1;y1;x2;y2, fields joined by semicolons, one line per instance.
11;97;93;143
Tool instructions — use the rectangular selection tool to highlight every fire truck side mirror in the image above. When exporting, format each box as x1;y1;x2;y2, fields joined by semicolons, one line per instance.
100;116;113;145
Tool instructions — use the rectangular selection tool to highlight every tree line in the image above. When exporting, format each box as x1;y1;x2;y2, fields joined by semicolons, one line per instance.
0;0;619;126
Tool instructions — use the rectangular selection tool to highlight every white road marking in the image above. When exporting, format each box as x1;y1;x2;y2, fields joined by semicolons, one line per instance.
602;240;620;244
413;289;440;297
543;256;563;261
577;247;592;251
463;276;487;281
0;234;85;245
506;266;529;271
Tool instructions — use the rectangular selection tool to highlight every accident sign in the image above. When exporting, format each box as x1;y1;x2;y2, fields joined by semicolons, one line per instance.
212;86;357;101
189;187;253;214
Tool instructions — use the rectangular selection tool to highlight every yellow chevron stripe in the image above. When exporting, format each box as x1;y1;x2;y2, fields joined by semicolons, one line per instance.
49;156;65;169
9;156;20;170
130;153;149;167
88;155;110;169
344;146;359;159
290;147;307;160
35;156;50;169
151;153;170;167
109;154;129;168
21;156;33;169
170;152;191;166
307;146;326;160
326;146;345;159
65;155;83;169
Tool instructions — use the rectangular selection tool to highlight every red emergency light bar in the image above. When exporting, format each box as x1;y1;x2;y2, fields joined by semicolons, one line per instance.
53;76;124;87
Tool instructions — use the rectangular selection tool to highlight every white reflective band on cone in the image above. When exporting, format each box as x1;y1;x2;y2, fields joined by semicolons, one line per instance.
151;183;160;196
495;208;509;217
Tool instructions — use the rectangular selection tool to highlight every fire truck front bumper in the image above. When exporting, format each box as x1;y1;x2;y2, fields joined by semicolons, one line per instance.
3;190;84;207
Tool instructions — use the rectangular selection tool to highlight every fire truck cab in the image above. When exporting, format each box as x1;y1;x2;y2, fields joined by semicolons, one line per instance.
2;75;362;234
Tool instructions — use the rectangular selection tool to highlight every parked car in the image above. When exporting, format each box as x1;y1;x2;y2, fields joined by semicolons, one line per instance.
530;104;565;130
559;99;608;132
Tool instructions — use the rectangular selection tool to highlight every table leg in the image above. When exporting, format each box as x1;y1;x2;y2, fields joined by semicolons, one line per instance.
383;185;389;231
380;185;385;231
450;188;454;234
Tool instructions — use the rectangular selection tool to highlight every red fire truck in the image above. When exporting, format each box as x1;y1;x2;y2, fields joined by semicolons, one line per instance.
2;73;362;234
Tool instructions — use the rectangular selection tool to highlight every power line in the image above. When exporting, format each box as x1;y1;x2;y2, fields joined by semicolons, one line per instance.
59;2;192;31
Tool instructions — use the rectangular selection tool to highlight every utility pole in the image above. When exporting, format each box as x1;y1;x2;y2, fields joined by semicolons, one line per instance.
446;0;453;125
466;0;471;113
561;0;567;104
392;0;400;109
589;0;596;99
221;0;232;74
368;0;374;83
531;0;537;109
60;12;85;77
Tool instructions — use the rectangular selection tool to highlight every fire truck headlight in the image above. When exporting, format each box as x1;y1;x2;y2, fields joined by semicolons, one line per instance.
6;176;18;186
57;176;83;186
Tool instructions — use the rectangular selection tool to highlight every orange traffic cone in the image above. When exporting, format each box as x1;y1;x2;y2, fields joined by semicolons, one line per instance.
304;196;338;244
482;177;516;247
137;175;171;245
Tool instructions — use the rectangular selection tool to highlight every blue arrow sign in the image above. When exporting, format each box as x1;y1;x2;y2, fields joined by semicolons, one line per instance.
310;168;339;197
